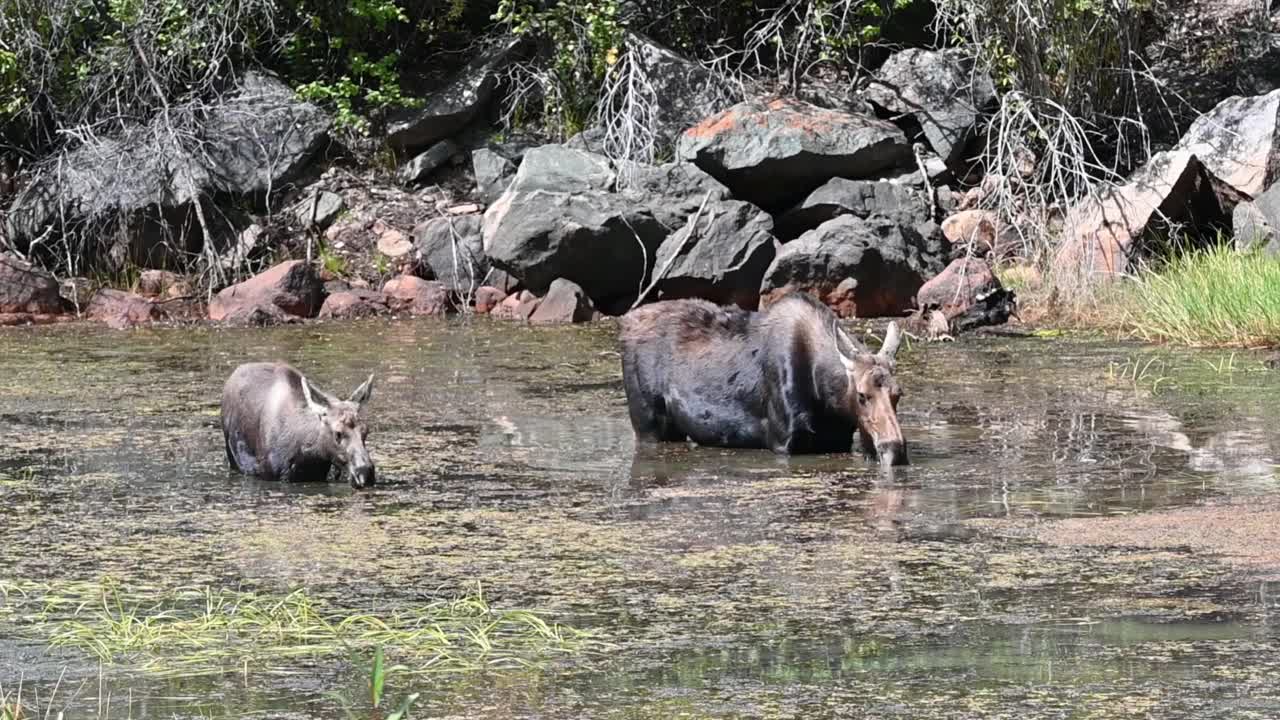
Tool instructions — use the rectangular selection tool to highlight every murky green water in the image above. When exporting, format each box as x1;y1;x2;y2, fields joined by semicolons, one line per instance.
2;318;1280;718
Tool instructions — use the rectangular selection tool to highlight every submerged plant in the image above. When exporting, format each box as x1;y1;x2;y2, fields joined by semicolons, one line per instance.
0;578;606;680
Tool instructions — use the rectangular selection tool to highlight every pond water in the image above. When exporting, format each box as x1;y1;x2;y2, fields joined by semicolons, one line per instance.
1;318;1280;719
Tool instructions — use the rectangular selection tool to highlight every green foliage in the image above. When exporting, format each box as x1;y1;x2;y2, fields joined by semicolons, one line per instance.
1123;243;1280;348
494;0;623;136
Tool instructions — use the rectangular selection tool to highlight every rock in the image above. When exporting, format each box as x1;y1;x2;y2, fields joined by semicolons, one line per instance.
415;214;488;293
490;291;526;320
446;203;480;215
776;177;929;239
60;277;92;310
1234;201;1280;254
382;275;452;315
375;220;414;258
917;257;1000;311
651;200;779;309
87;289;160;329
528;278;595;324
208;260;324;322
676;97;912;212
399;140;461;184
137;270;184;298
221;302;301;327
864;48;996;166
483;190;668;305
7;71;327;270
318;289;390;319
563;126;608;154
621;31;733;150
386;39;522;152
472;148;517;204
509;145;617;194
0;253;65;315
760;215;948;318
1054;151;1234;276
942;209;1022;260
473;286;508;313
292;190;345;229
221;223;266;271
1173;88;1280;197
515;291;542;320
612;160;734;227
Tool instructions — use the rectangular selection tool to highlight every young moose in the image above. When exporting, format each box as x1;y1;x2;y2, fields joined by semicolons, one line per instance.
221;362;377;488
619;292;908;465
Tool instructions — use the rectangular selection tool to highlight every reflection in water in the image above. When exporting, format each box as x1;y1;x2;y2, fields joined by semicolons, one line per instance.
2;322;1280;717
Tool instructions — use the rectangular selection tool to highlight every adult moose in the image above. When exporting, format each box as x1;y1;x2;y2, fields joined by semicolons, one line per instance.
221;362;378;488
619;292;908;465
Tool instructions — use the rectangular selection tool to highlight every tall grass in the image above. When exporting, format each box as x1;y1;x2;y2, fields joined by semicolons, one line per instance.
0;578;606;680
1124;245;1280;348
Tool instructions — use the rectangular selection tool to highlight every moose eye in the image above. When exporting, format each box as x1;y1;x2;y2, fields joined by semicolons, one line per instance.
857;392;869;405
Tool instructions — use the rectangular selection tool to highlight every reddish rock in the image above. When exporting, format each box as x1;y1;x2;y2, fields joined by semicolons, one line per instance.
318;289;390;320
0;253;64;315
87;289;160;329
529;278;594;325
382;275;452;315
209;260;323;322
917;257;1000;312
0;313;71;326
942;210;1021;261
490;291;525;320
221;303;302;327
473;286;508;314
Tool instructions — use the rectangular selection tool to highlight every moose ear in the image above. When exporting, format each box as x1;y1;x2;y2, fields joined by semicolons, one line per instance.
300;376;330;416
349;373;374;406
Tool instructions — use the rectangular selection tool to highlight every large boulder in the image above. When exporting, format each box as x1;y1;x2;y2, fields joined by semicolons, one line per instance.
318;289;391;320
483;190;668;307
386;39;523;152
0;253;65;315
917;257;1001;312
760;215;948;318
87;289;160;329
616;31;734;151
382;275;452;316
612;159;734;228
1233;182;1280;252
399;140;461;185
209;260;324;322
5;71;330;268
942;209;1023;260
651;200;779;309
472;148;517;203
864;48;996;167
509;145;617;194
1054;151;1236;276
1173;88;1280;197
414;215;489;293
528;278;595;325
676;97;912;212
775;177;929;240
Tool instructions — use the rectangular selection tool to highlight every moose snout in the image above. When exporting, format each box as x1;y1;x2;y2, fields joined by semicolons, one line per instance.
876;440;909;467
349;463;376;489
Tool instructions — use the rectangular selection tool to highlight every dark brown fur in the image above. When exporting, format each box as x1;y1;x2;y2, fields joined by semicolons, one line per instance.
619;292;907;463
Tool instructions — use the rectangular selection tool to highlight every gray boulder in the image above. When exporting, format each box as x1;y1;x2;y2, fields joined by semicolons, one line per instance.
622;31;734;150
776;177;929;240
864;48;996;166
399;140;461;185
1174;87;1280;197
291;190;345;229
414;214;490;293
760;215;948;318
6;71;330;268
614;159;733;228
529;278;595;324
386;38;523;152
676;97;912;212
483;190;668;306
472;148;517;203
509;144;617;194
651;200;779;309
1234;182;1280;252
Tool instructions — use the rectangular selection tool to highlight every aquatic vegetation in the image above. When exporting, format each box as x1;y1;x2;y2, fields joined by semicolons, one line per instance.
328;646;420;720
1124;245;1280;348
0;578;607;680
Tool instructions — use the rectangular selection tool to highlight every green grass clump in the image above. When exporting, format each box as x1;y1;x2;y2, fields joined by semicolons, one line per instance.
1124;245;1280;348
0;577;606;680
